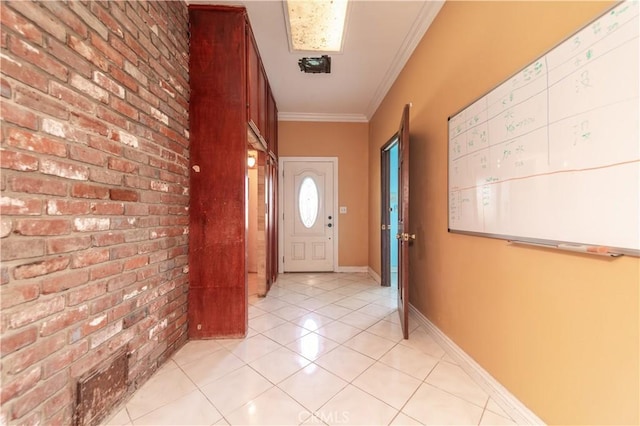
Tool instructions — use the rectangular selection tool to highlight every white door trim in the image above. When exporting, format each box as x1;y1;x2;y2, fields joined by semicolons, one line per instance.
279;157;339;273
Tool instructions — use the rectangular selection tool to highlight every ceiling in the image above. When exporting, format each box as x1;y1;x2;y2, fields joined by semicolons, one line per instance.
189;1;444;122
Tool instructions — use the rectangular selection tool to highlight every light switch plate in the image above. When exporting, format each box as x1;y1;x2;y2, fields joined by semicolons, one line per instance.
339;206;347;214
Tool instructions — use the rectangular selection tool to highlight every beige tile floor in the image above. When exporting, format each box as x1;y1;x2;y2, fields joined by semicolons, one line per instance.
104;273;517;425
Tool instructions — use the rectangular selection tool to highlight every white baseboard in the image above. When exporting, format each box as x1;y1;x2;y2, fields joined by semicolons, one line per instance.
409;304;545;425
336;266;369;273
367;267;381;284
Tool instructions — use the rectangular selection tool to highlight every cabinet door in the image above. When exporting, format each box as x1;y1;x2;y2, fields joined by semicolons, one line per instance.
258;66;267;137
247;28;260;129
267;89;277;157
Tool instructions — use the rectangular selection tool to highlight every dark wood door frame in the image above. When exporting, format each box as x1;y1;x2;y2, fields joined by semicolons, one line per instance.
380;104;411;339
380;140;395;288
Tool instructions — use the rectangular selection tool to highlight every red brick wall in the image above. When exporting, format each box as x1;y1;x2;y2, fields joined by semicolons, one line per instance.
0;1;190;424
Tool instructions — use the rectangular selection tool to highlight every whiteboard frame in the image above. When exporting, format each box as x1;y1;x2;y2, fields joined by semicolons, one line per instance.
446;1;639;258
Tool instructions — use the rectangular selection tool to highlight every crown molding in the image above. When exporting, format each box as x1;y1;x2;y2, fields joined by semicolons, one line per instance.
278;112;368;123
365;1;445;120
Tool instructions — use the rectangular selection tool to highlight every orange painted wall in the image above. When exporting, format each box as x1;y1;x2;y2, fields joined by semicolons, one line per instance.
368;1;639;424
279;121;369;267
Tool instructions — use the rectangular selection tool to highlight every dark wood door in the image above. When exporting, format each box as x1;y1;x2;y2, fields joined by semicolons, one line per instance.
266;90;278;287
397;104;411;339
265;157;278;290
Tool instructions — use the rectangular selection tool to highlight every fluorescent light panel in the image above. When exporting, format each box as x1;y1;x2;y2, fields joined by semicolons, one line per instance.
286;0;348;52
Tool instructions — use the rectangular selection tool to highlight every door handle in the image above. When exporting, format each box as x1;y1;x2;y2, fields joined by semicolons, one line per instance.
403;233;416;242
398;233;416;241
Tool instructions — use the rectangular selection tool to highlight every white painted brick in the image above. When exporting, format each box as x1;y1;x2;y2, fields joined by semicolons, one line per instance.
90;319;123;349
46;200;59;215
89;314;107;327
93;71;125;99
123;285;148;301
1;197;25;209
150;107;169;125
168;75;184;94
118;130;138;148
9;297;65;329
42;118;66;138
148;318;168;340
40;159;89;180
150;181;168;192
0;53;22;67
73;218;110;232
70;74;109;103
19;39;40;54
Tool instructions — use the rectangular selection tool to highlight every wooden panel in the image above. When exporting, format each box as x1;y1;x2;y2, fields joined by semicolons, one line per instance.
267;88;276;155
188;287;246;338
267;91;278;285
269;161;278;285
258;66;267;137
189;6;248;337
247;28;259;129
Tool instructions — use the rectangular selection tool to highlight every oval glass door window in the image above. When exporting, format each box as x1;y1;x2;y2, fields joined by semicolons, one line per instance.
299;177;319;228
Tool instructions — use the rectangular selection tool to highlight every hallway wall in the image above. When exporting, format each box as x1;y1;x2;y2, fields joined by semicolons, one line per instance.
368;1;639;424
279;121;369;268
0;2;190;424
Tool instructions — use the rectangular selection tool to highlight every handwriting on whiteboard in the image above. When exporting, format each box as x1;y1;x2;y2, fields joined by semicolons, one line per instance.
448;0;639;251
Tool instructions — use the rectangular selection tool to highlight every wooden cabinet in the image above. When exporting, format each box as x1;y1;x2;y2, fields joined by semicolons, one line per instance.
267;89;278;157
258;68;267;137
247;27;270;146
188;6;278;338
247;30;260;133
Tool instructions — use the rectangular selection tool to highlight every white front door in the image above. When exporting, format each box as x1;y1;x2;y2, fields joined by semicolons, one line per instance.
282;159;336;272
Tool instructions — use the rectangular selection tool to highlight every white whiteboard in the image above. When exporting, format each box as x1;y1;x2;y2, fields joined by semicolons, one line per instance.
448;1;640;256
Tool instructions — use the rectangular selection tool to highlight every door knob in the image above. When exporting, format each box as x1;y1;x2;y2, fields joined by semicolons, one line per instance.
401;233;416;242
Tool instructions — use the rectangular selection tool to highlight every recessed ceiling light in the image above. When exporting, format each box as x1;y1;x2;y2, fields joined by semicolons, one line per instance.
285;0;348;52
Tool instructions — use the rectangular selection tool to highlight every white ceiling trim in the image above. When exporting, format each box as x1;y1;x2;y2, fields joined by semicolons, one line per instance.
364;1;445;121
278;112;368;123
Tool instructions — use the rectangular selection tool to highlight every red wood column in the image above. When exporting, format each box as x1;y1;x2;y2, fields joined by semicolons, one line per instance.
188;7;248;338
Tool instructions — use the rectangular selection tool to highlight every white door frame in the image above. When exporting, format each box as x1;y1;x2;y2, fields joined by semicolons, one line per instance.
279;157;339;273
